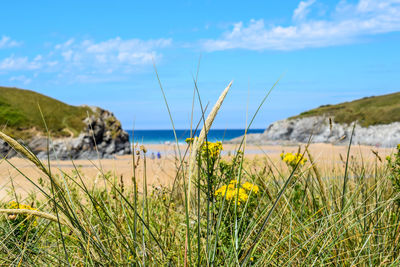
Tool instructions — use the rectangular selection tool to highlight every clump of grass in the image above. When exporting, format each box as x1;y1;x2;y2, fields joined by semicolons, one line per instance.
0;80;399;266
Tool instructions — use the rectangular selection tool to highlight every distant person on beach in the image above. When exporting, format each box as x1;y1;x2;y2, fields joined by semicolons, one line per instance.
157;152;161;159
151;152;155;160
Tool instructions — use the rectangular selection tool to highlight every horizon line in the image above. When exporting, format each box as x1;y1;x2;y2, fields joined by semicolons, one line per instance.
123;128;266;131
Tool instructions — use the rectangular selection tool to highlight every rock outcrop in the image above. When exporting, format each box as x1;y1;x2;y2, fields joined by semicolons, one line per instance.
0;106;131;159
230;116;400;147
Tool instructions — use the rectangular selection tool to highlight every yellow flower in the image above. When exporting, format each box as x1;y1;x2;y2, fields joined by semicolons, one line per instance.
8;201;37;211
215;185;227;196
238;188;249;203
242;182;259;194
9;201;18;209
8;201;38;227
225;189;236;200
201;141;223;159
281;152;307;167
185;137;194;144
214;183;249;204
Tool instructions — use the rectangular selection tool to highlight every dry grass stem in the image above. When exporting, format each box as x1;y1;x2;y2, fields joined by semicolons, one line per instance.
187;81;233;210
0;208;73;230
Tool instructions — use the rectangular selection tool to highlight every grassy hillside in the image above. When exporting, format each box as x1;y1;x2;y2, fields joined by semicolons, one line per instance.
0;86;93;139
292;91;400;127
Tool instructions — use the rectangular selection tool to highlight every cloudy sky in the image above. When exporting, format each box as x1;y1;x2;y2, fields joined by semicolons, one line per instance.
1;0;399;129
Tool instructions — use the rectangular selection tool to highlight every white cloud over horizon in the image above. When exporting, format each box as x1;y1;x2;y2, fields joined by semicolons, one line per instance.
202;0;400;51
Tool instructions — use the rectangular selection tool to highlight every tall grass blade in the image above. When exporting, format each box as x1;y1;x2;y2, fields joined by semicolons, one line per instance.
341;122;356;211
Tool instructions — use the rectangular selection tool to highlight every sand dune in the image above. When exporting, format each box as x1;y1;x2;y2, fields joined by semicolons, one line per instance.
0;143;393;202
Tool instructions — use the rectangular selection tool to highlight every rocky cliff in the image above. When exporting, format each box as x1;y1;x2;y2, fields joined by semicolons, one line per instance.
0;106;131;159
230;116;400;147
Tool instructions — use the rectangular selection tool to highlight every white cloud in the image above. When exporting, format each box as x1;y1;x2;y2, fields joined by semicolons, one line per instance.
61;50;73;61
202;0;400;51
0;36;171;81
0;55;42;71
54;38;75;50
293;0;316;21
0;36;21;49
54;37;172;73
0;53;58;71
356;0;400;13
9;75;32;85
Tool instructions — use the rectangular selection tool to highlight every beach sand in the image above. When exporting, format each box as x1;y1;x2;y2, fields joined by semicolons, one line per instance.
0;143;394;202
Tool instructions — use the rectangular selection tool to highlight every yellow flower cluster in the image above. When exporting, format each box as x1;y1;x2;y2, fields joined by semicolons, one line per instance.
185;138;224;158
242;182;260;194
9;201;37;211
8;201;38;226
215;180;259;204
185;139;223;159
201;141;223;159
280;152;307;167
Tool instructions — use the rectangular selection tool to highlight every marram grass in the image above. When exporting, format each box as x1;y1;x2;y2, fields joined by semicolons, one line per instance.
0;132;399;266
0;84;400;266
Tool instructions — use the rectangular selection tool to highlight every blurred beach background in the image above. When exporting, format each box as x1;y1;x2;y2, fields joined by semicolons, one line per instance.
126;129;264;144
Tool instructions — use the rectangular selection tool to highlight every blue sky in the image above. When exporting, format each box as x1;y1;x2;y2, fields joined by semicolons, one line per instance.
0;0;399;129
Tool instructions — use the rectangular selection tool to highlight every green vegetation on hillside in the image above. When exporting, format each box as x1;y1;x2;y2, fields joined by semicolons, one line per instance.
0;86;93;139
293;91;400;127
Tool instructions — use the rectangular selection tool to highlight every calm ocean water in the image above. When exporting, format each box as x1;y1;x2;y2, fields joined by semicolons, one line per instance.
126;129;264;144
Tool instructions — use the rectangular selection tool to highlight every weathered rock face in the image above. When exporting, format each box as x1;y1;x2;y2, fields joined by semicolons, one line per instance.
230;116;400;147
0;106;131;159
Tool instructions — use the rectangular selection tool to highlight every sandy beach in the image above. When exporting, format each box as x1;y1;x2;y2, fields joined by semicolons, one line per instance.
0;143;394;201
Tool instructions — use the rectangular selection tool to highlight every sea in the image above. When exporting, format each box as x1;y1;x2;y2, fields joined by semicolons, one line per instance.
126;129;264;144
